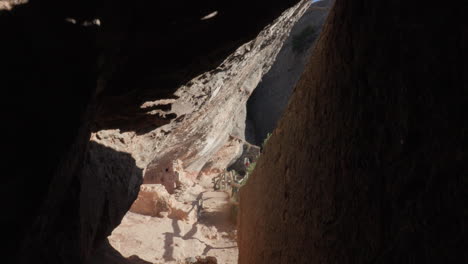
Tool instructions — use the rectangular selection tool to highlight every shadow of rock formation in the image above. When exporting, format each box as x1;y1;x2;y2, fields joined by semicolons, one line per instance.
19;141;142;264
246;0;332;145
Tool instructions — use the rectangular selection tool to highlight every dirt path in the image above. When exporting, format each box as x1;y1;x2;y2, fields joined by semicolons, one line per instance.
94;175;238;264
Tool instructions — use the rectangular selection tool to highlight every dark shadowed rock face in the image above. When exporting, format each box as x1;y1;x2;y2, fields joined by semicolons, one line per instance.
239;0;467;263
246;0;331;145
0;0;303;263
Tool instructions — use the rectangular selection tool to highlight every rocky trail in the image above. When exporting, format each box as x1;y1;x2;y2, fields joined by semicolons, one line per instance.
89;173;239;264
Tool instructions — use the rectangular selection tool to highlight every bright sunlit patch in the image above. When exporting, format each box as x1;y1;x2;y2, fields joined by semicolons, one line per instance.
65;18;101;27
200;11;218;21
65;17;77;24
83;18;101;26
0;0;29;10
93;18;101;26
140;99;176;109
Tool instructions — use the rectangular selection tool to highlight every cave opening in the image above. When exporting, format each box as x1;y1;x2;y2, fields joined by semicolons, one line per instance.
3;0;466;263
1;0;309;262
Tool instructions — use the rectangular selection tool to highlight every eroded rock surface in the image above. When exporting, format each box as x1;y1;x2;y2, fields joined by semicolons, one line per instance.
141;0;311;185
247;0;331;144
129;184;198;222
84;4;311;263
239;0;467;263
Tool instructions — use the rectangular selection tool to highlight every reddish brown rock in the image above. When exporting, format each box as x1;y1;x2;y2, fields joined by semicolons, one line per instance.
238;1;467;263
129;184;192;220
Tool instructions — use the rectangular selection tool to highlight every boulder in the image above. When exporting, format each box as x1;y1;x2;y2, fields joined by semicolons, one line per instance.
129;184;196;222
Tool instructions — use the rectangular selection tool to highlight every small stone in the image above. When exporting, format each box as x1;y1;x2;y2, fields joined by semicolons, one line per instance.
205;256;218;264
185;257;197;263
159;211;169;218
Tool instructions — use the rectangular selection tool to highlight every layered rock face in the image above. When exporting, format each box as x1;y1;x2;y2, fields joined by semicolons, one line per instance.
239;1;467;263
142;2;310;188
0;0;307;263
247;0;331;145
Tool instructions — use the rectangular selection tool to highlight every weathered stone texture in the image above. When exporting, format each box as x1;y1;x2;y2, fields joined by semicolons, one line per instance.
239;1;467;263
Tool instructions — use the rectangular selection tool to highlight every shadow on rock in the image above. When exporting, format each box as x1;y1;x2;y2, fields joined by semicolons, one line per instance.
21;141;143;264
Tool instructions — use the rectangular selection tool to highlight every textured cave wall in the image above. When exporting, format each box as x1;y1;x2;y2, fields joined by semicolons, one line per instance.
0;0;303;263
239;1;467;263
0;1;99;260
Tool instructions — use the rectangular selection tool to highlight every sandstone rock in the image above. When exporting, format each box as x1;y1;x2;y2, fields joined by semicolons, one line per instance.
80;7;310;260
247;0;332;145
129;184;196;222
140;1;311;185
238;1;468;263
199;136;244;178
89;0;311;198
135;158;193;194
129;184;172;218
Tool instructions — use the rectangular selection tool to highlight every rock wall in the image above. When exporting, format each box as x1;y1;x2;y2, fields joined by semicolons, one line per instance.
0;0;308;263
143;1;310;186
246;0;331;145
239;0;467;263
0;2;99;261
